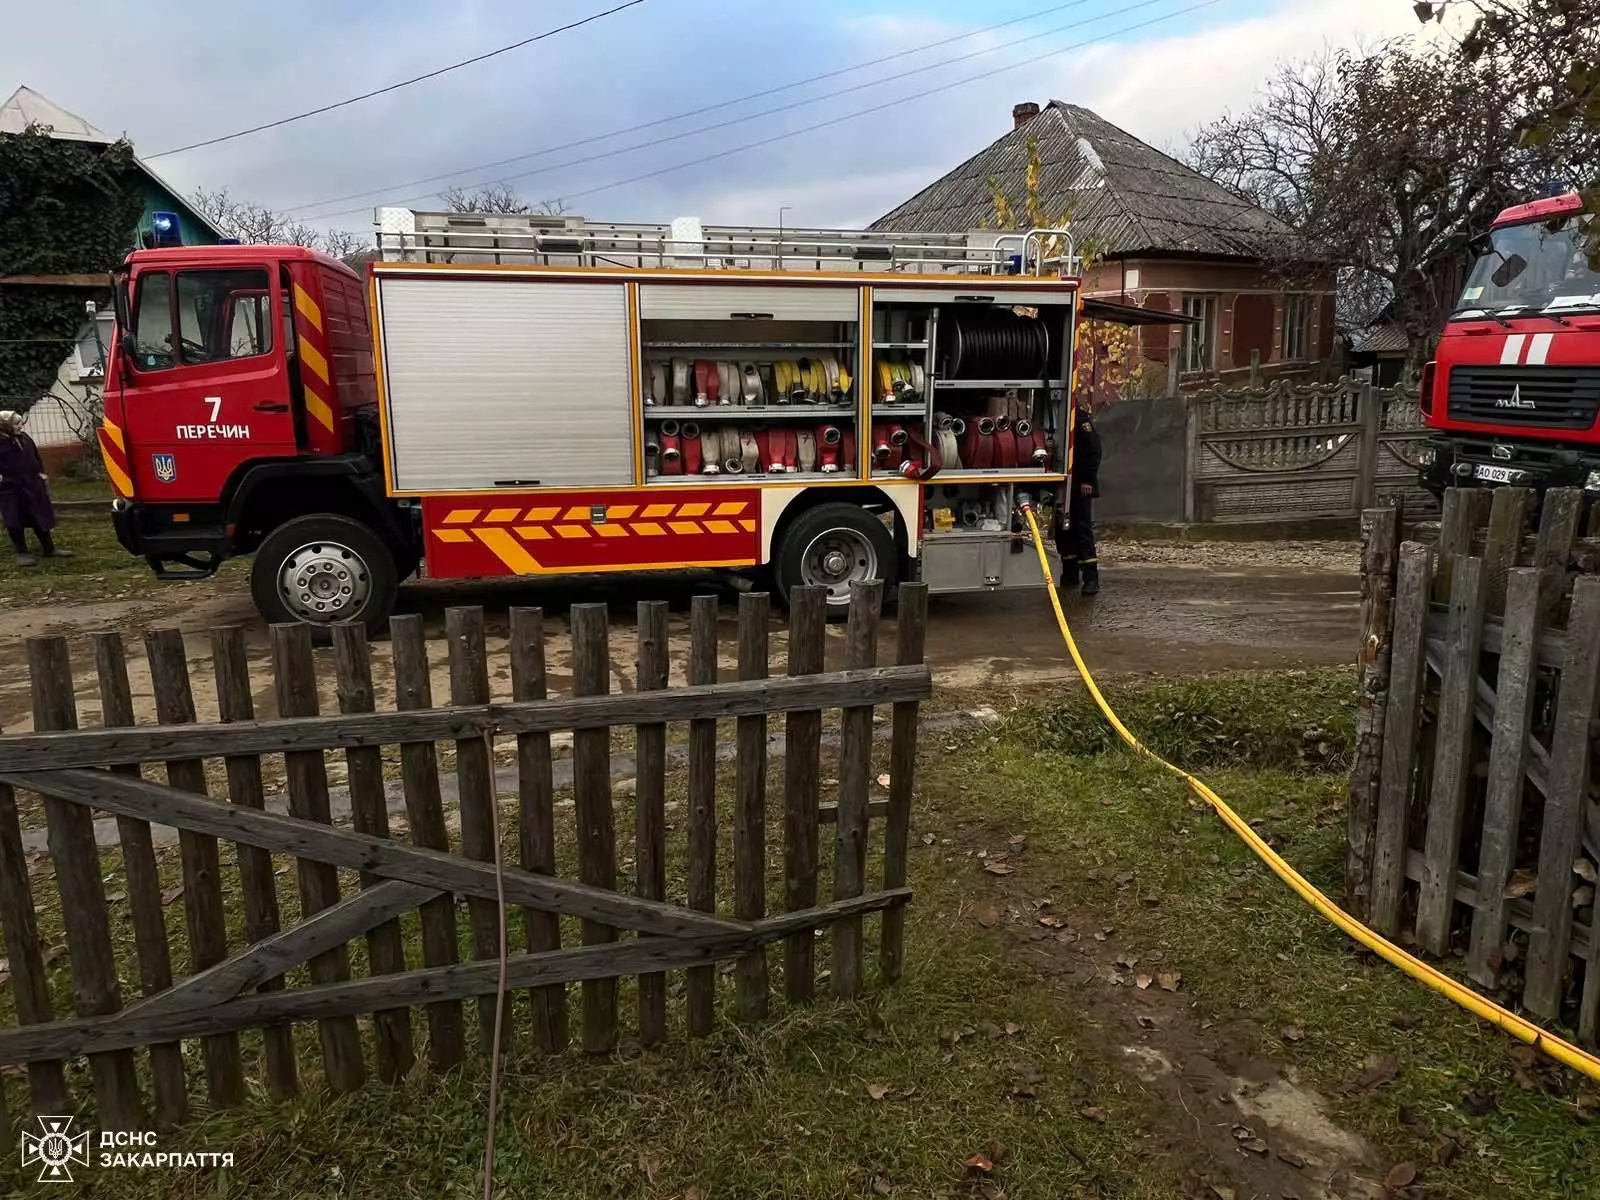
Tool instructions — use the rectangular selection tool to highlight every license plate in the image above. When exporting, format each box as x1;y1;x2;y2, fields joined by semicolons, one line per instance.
1474;464;1518;484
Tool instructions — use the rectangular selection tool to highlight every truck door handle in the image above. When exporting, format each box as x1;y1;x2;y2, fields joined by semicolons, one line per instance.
253;402;289;413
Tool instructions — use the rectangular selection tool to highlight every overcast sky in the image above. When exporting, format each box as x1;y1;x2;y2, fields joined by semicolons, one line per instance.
2;0;1436;237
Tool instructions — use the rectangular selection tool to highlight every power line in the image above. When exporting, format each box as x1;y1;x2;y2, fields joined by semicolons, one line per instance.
281;0;1100;215
302;0;1219;222
145;0;648;159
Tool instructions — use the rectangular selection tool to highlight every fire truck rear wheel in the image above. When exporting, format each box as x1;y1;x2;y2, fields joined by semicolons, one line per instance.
251;515;399;636
773;502;897;612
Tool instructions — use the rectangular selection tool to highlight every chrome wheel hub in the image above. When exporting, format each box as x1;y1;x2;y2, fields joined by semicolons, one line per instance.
277;541;371;623
800;528;878;604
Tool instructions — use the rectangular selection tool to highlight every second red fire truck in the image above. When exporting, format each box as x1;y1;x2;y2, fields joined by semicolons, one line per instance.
99;208;1120;630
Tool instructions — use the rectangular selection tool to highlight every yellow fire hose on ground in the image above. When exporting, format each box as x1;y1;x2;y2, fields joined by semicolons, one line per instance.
1017;503;1600;1084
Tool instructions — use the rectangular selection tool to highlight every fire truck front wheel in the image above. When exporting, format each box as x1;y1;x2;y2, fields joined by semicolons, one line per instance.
251;515;399;636
773;502;897;611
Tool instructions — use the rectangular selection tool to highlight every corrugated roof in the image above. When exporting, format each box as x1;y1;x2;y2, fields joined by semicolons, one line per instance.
869;101;1303;261
1351;324;1411;355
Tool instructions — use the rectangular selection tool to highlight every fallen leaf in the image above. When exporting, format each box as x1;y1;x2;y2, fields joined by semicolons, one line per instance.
1115;955;1140;971
161;884;184;906
1346;1054;1398;1096
1136;974;1154;990
921;833;936;846
873;1177;894;1197
1275;1148;1305;1169
1576;858;1599;883
1384;1163;1417;1189
1077;1105;1108;1123
1209;1187;1236;1200
865;1081;891;1101
1503;870;1537;899
1093;930;1110;942
965;1153;994;1174
1281;1025;1305;1043
1008;834;1026;846
1432;1137;1459;1166
636;1150;661;1184
1573;885;1595;910
1141;894;1162;907
876;773;891;789
863;1028;886;1044
1241;1139;1268;1155
1113;871;1135;887
1037;914;1066;928
1459;1089;1499;1117
977;906;1001;928
106;890;127;904
1136;1015;1159;1030
979;1020;1003;1039
1002;1022;1022;1036
983;862;1016;876
1157;972;1183;993
1231;1125;1257;1142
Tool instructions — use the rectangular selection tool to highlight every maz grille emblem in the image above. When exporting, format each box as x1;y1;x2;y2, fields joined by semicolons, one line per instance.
1494;384;1536;410
1491;444;1514;460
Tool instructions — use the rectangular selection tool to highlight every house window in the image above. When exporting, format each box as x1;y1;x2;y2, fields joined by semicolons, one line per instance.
1183;294;1218;371
1283;294;1314;361
72;310;115;381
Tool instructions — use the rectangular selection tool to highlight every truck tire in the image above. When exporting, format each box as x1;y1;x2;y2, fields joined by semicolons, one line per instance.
772;502;897;612
251;514;399;637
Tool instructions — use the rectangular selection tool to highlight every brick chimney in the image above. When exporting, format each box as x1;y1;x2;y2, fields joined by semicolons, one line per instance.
1012;101;1040;129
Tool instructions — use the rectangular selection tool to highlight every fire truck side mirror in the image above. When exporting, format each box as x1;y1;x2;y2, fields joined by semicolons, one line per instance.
1491;253;1527;289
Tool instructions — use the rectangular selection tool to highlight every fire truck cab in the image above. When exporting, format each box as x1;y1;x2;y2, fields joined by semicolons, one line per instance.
1420;191;1600;497
102;210;1088;631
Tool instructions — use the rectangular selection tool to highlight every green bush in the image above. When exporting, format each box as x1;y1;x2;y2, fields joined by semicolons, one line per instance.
1009;668;1358;773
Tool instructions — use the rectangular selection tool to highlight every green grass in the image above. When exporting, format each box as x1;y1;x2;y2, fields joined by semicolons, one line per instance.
0;671;1594;1198
0;507;149;601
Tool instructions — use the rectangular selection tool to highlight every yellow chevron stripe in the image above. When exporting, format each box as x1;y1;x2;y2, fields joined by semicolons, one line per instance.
102;452;133;498
607;505;638;520
474;526;540;573
563;506;590;521
434;528;471;543
101;418;125;452
517;526;552;541
555;524;591;539
676;502;710;518
443;509;481;524
713;501;747;516
739;519;756;532
293;283;323;331
631;522;666;536
524;506;560;522
299;339;330;385
643;503;675;518
486;507;521;523
304;389;335;433
669;520;702;535
704;520;737;534
594;523;628;538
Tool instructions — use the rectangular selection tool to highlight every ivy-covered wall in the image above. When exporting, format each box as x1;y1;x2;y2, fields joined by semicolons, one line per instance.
0;128;145;412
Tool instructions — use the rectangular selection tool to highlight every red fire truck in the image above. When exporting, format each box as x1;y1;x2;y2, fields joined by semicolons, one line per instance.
1420;191;1600;496
100;209;1102;630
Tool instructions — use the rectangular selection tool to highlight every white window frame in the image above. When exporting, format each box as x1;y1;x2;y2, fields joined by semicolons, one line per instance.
1282;294;1314;362
1182;294;1218;372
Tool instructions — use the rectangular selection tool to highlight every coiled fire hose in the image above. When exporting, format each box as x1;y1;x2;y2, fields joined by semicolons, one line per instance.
1014;501;1600;1084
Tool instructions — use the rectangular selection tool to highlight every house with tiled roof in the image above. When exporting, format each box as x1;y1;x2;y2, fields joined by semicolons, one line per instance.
871;100;1339;389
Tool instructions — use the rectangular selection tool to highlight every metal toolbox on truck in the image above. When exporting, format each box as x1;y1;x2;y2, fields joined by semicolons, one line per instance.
918;529;1055;594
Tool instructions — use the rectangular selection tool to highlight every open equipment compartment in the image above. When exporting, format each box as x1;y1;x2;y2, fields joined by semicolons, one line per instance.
638;280;862;481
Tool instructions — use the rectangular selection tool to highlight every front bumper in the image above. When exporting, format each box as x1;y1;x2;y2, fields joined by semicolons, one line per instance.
1420;436;1600;497
111;501;232;579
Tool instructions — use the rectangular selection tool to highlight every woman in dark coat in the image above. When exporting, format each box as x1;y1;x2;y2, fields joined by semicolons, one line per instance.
0;410;70;567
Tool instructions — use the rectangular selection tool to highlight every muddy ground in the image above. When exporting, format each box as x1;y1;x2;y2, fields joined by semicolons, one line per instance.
0;537;1360;734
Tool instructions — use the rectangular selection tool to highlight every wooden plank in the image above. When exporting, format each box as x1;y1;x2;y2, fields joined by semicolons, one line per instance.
0;892;912;1064
685;594;719;1036
8;766;747;938
1371;542;1433;936
734;592;771;1023
1533;487;1582;623
1402;850;1592;959
1415;555;1489;955
881;582;928;984
1581;935;1600;1047
634;601;670;1047
92;633;188;1128
446;607;503;1056
0;667;933;772
1524;577;1600;1018
833;580;883;999
210;626;299;1099
1466;569;1543;987
509;607;566;1054
1434;488;1488;600
570;604;619;1053
0;712;69;1116
269;623;366;1093
783;586;827;1003
145;628;245;1109
332;623;416;1083
1481;487;1532;615
28;637;144;1130
1347;506;1400;920
388;614;466;1072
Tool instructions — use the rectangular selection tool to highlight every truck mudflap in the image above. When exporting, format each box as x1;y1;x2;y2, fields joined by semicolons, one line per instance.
421;488;762;578
1422;435;1600;497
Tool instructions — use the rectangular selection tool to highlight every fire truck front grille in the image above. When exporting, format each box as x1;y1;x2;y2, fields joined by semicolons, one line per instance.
1447;366;1600;431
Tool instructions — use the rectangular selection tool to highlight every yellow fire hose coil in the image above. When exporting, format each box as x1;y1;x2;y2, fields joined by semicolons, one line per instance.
1018;504;1600;1083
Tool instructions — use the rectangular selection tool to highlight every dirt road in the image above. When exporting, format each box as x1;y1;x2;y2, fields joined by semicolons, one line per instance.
0;539;1360;732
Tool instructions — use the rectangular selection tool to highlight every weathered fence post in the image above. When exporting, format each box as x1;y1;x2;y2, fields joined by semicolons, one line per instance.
570;603;619;1052
833;580;882;998
735;593;772;1022
881;582;929;983
635;600;670;1047
1182;395;1199;523
1347;505;1400;919
784;586;827;1003
1355;383;1380;511
684;595;720;1036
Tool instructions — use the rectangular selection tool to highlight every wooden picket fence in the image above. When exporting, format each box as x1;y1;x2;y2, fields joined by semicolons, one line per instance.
0;582;930;1131
1347;489;1600;1046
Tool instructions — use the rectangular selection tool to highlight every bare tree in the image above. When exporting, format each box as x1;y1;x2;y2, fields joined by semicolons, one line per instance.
440;182;568;216
189;186;370;256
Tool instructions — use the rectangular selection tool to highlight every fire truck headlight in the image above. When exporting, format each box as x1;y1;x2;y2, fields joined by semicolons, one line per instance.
1416;445;1436;467
1585;470;1600;492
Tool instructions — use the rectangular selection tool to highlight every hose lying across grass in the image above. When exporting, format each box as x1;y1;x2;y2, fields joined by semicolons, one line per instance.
1017;503;1600;1085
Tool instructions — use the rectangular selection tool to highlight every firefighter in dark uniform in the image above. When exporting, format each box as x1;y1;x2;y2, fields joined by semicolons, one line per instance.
1057;404;1101;595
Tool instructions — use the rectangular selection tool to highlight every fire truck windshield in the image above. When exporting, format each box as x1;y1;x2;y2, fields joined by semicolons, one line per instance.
1454;214;1599;318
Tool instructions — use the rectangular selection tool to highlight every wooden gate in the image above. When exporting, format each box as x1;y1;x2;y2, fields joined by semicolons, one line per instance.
1347;492;1600;1046
0;583;930;1131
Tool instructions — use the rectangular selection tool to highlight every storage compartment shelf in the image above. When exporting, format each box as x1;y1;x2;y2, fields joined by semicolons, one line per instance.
871;403;927;416
642;341;854;350
648;470;856;484
872;341;928;351
645;405;855;419
934;379;1064;390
